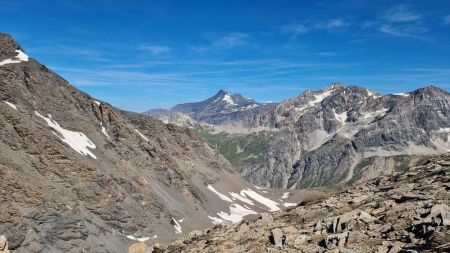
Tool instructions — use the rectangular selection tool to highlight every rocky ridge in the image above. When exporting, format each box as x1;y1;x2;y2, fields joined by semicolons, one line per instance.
163;153;450;252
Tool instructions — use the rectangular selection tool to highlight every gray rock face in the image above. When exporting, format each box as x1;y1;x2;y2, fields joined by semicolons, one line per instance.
0;32;277;252
160;82;450;189
168;89;277;124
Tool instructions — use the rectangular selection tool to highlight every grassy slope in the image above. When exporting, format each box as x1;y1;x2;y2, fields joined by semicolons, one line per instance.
197;128;271;166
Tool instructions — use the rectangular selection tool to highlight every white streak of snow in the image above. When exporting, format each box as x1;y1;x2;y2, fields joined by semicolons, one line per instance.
35;111;97;159
208;215;224;225
207;184;232;202
308;89;333;106
241;189;281;212
281;192;289;199
283;203;297;207
100;122;111;139
393;93;410;97
135;129;149;142
216;203;257;223
172;217;182;234
93;100;100;105
230;192;254;205
4;101;17;110
126;235;150;242
0;50;29;66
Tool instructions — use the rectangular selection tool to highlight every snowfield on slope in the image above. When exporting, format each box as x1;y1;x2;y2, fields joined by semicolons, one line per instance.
208;185;295;224
0;50;29;66
35;111;97;159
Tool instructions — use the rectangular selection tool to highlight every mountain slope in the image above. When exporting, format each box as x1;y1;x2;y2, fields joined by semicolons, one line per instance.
241;83;450;189
164;153;450;252
149;83;450;190
0;33;304;252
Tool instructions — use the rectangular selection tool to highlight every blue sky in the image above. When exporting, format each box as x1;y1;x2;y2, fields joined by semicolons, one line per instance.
1;0;450;111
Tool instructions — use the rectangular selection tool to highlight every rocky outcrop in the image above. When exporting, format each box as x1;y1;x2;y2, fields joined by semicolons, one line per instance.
164;153;450;252
0;235;10;253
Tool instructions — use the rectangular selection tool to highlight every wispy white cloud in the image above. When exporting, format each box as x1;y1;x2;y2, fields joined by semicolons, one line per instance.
214;32;248;48
282;23;309;37
140;45;171;55
282;18;349;38
314;18;349;29
375;4;429;41
378;24;429;40
382;4;422;23
190;32;249;52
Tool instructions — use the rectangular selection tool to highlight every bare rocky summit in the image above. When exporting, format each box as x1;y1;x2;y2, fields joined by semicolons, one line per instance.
163;153;450;252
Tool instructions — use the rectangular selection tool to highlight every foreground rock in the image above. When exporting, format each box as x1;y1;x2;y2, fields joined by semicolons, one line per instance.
164;153;450;252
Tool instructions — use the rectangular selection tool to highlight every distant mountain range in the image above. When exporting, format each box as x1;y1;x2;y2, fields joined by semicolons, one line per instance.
147;83;450;189
146;89;277;125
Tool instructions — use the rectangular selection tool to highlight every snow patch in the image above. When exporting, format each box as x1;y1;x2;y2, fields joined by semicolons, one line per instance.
135;129;149;142
35;111;97;159
0;50;29;66
93;100;100;106
283;203;297;207
4;101;17;110
367;89;381;98
333;109;348;124
223;94;237;106
216;203;257;223
281;192;289;199
241;189;281;212
240;104;258;111
172;217;182;234
208;215;224;225
126;235;150;242
393;93;410;97
230;192;254;205
438;128;450;133
101;123;111;140
308;89;333;106
207;184;232;202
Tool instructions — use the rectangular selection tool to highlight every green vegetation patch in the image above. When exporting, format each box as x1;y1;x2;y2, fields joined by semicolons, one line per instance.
197;129;271;165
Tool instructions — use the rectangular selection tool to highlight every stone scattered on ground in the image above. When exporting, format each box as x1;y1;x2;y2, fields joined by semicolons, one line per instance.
163;154;450;252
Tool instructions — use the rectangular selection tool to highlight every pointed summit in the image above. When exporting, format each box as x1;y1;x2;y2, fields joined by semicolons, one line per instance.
212;89;229;99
